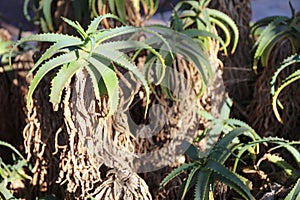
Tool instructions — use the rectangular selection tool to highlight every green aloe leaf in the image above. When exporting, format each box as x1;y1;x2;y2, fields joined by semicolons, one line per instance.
205;159;254;200
179;10;197;18
115;0;126;23
108;0;116;14
62;17;87;38
182;29;227;54
184;142;200;161
206;8;239;53
87;14;122;34
50;59;87;108
85;64;103;102
233;137;300;172
160;162;196;188
270;54;300;94
181;166;200;200
42;0;54;32
265;154;299;177
94;47;150;116
95;26;141;43
177;43;211;85
88;55;119;116
99;40;165;73
270;53;300;122
210;127;251;163
270;140;300;168
194;170;211;200
27;51;79;107
260;30;288;67
225;118;261;140
10;33;82;66
250;16;288;38
272;68;300;122
30;39;83;74
284;178;300;200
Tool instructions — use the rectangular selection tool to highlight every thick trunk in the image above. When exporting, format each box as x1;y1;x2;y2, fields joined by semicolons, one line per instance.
67;69;153;199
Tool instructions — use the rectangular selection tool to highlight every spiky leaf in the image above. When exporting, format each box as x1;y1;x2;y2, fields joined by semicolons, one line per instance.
205;159;254;200
50;59;87;108
88;55;119;116
210;127;250;163
194;170;211;200
27;51;80;107
160;162;196;188
285;178;300;200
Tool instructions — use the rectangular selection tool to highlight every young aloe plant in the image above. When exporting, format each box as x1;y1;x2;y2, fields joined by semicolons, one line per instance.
10;14;167;116
170;0;239;55
160;99;260;200
160;127;257;200
250;2;300;73
195;98;261;156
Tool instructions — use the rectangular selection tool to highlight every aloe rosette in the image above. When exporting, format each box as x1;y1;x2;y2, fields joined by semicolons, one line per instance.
10;14;168;116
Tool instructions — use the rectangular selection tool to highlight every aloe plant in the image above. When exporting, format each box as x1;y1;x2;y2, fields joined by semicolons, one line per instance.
195;98;260;156
160;127;257;200
10;14;215;117
160;99;260;200
142;24;214;98
270;53;300;122
170;0;239;55
10;14;169;116
250;2;300;73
